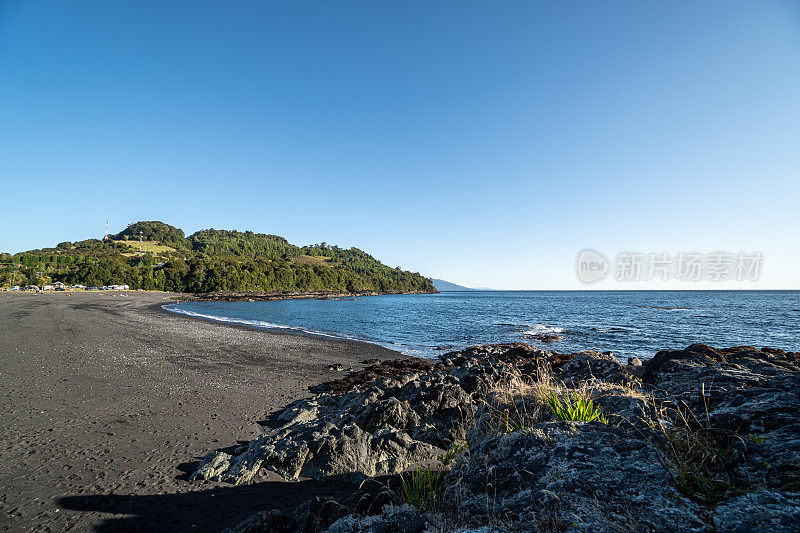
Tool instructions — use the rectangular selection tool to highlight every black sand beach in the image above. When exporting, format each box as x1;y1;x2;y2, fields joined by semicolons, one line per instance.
0;291;401;532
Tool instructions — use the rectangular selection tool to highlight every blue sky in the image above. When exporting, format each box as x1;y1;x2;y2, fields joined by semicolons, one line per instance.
1;1;798;289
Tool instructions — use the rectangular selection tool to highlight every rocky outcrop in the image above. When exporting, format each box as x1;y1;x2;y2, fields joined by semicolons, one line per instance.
713;489;800;532
312;358;449;394
450;424;708;532
196;343;800;532
194;344;557;485
643;344;800;493
525;331;564;343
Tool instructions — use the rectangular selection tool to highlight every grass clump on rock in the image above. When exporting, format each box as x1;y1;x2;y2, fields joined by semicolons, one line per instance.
399;441;468;511
651;398;737;503
478;364;610;434
400;466;443;511
545;390;608;424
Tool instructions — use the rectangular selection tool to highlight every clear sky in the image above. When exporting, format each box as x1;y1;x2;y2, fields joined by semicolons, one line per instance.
1;1;798;289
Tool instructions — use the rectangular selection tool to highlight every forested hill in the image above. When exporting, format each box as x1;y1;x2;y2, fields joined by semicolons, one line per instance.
0;221;437;294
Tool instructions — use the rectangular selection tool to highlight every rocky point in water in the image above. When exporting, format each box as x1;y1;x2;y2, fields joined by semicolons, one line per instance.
189;343;800;532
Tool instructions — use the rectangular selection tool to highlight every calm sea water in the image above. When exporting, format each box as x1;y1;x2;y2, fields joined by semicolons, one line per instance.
164;291;800;360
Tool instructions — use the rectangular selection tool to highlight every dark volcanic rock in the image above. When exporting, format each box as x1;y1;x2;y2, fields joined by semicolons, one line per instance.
224;509;296;533
198;343;800;532
324;506;428;533
642;344;800;494
450;424;708;532
526;332;564;343
712;489;800;532
558;350;636;386
312;358;447;394
192;344;558;484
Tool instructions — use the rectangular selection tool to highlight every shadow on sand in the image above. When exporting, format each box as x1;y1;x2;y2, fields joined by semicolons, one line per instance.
57;478;355;533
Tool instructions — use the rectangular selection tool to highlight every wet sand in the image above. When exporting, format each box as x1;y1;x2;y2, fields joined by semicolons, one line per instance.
0;291;402;532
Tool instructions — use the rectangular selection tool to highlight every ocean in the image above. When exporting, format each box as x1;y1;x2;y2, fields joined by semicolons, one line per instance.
164;290;800;360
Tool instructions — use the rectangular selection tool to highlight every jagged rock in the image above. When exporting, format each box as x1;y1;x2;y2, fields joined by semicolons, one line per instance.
642;344;799;401
313;358;447;394
526;332;563;343
381;508;427;533
200;343;800;533
643;344;800;491
195;377;469;484
712;489;800;532
558;351;636;386
189;450;231;482
450;423;709;532
224;509;296;533
326;505;428;533
354;397;420;432
192;345;564;486
293;497;351;533
354;490;393;517
591;388;653;426
441;343;548;366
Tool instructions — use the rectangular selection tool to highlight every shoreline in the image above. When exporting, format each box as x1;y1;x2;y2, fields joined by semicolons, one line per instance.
3;292;798;531
191;289;438;302
161;302;365;344
161;290;444;358
158;300;413;354
0;291;405;532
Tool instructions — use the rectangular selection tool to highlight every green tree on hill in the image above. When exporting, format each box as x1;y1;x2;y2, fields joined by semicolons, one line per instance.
114;221;188;248
0;222;436;294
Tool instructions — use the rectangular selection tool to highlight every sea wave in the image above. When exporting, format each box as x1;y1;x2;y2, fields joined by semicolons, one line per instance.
520;324;564;336
162;303;443;358
163;290;799;362
162;304;357;341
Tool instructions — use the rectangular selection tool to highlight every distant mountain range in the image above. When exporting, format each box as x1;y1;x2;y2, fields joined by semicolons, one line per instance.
431;278;480;292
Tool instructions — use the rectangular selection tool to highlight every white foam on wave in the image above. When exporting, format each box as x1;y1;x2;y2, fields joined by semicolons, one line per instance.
162;303;441;359
162;304;356;341
521;323;564;336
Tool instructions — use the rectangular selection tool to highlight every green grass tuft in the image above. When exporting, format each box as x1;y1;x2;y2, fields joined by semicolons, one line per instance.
545;391;608;424
400;466;443;511
400;441;468;511
652;399;739;503
439;440;468;467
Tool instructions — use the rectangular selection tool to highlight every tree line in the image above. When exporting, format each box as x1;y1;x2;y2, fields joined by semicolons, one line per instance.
0;222;436;294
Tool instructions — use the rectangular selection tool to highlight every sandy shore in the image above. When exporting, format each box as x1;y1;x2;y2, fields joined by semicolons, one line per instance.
0;291;402;532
